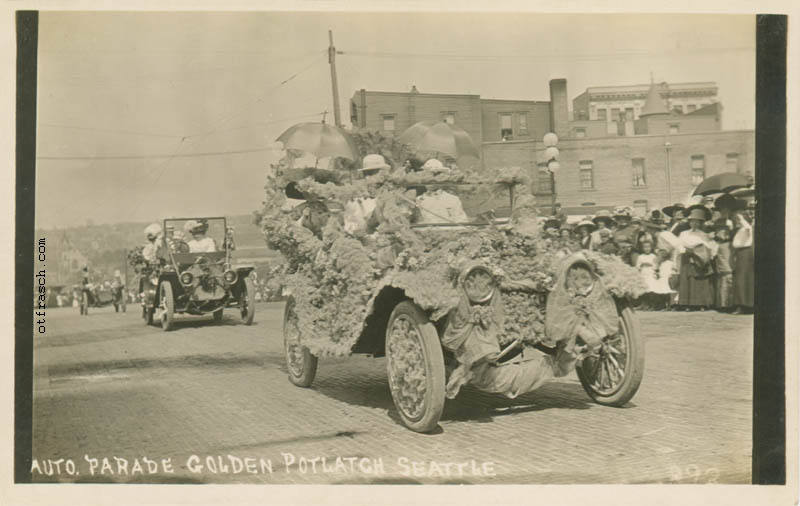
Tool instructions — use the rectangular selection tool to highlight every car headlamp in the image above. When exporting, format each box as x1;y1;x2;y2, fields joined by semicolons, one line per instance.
179;271;194;286
223;270;238;285
462;266;496;304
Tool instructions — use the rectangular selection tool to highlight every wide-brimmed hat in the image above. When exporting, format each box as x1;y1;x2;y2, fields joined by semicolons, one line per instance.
543;217;561;230
686;204;712;222
184;220;208;234
144;222;162;239
662;203;686;218
714;193;746;212
575;219;597;233
422;158;448;173
592;210;615;227
613;206;633;219
359;154;391;172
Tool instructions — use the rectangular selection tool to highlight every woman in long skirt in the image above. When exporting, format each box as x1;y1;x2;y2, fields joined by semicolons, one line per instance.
677;205;716;310
731;211;754;313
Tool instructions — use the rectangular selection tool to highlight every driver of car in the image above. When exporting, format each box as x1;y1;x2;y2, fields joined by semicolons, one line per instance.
185;220;217;253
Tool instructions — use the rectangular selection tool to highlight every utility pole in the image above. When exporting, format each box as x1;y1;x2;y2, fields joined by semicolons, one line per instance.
328;30;342;127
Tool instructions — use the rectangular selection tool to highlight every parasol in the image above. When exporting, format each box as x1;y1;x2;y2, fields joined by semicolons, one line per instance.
397;121;481;159
692;172;752;196
276;122;359;161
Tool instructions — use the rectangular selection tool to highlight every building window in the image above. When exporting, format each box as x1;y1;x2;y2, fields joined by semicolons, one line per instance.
625;107;634;121
442;112;456;125
669;123;680;134
691;155;706;185
500;113;513;140
726;153;740;172
597;109;607;121
687;104;697;113
575;127;586;138
381;114;396;132
537;168;552;193
611;108;621;122
633;199;648;217
579;160;594;190
518;113;529;136
632;158;646;187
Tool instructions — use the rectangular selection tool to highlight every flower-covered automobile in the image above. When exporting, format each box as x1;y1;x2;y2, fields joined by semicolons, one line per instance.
262;165;646;433
131;217;256;331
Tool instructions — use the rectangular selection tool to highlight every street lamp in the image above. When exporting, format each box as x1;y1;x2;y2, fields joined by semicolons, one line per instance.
543;133;560;213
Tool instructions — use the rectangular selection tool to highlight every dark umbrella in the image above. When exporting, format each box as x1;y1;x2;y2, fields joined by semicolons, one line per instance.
276;122;359;161
692;172;752;196
714;193;747;212
398;121;480;159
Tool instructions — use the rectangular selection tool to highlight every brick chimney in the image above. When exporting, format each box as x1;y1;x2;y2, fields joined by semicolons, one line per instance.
548;78;569;139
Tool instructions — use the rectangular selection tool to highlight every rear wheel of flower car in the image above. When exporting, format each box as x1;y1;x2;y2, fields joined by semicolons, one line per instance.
283;298;317;387
385;301;446;433
239;277;255;325
159;281;174;332
576;306;644;406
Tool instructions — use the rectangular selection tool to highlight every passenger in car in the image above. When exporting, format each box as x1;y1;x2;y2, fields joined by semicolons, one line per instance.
184;220;217;253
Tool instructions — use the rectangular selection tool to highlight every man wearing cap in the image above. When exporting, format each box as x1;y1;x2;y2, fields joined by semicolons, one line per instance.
612;206;637;265
185;220;217;253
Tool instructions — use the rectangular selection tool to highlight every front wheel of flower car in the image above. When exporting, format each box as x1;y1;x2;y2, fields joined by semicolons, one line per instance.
283;298;317;387
160;281;175;332
385;301;446;433
239;277;255;325
575;306;644;407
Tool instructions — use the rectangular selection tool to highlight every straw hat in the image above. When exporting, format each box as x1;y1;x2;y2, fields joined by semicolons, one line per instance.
686;204;712;222
359;154;391;173
422;159;448;173
144;222;162;240
592;209;615;227
662;203;686;218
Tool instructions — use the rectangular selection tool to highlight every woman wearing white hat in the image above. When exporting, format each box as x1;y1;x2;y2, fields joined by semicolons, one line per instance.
142;222;162;263
184;220;217;253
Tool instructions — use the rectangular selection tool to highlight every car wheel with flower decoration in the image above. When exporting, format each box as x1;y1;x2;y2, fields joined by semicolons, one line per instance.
575;305;644;406
385;301;446;433
283;298;317;387
239;277;255;325
159;281;174;332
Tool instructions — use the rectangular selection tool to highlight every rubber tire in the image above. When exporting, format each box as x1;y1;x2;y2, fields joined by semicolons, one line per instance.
385;301;446;433
283;298;318;388
576;306;644;407
160;281;174;332
213;309;224;322
240;277;256;325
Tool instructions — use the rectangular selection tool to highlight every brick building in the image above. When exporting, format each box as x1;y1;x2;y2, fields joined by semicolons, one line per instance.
349;78;753;215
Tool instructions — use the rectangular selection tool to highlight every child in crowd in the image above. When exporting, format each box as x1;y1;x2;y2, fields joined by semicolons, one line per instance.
652;248;676;310
635;239;659;310
713;221;734;312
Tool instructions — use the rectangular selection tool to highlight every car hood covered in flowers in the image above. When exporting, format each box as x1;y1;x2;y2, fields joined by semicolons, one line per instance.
260;165;646;357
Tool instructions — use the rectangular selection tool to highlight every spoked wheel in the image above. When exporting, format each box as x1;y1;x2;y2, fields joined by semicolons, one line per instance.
283;298;317;387
159;281;174;332
576;305;644;406
239;277;255;325
385;301;446;433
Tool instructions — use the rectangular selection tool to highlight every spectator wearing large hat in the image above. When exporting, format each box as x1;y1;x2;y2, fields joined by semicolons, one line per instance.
185;220;217;253
676;204;716;309
612;206;638;265
589;210;615;251
730;209;754;314
574;217;596;250
663;203;689;235
359;153;392;177
142;222;162;263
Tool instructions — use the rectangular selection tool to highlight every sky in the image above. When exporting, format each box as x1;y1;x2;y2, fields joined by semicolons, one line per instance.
34;11;756;229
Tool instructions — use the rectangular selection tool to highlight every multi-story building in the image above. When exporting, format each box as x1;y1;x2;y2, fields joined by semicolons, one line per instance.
349;78;753;215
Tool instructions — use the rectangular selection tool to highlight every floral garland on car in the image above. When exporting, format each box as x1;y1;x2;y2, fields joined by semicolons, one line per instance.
260;165;645;357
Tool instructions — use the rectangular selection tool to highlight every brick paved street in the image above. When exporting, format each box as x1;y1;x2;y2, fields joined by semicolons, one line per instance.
31;303;753;484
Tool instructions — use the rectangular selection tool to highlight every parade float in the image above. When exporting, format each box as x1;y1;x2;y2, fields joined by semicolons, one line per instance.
261;122;646;432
